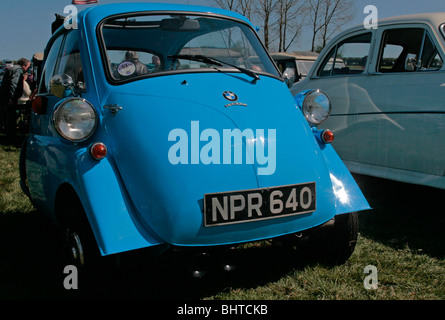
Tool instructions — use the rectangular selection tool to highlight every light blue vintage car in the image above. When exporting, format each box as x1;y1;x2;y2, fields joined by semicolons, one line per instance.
21;3;369;274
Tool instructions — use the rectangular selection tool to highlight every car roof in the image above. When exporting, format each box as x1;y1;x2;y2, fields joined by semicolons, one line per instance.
377;12;445;28
342;12;445;34
78;2;253;27
47;3;256;55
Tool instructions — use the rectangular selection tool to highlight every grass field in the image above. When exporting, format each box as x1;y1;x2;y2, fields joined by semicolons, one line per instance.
0;133;444;300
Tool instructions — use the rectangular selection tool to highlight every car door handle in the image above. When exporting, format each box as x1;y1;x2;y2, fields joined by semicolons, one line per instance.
369;72;382;76
104;104;123;114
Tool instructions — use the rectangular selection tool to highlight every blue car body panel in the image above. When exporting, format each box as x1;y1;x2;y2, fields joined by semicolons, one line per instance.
24;3;369;256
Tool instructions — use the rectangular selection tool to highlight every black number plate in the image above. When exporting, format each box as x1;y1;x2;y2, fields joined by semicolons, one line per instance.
204;182;316;227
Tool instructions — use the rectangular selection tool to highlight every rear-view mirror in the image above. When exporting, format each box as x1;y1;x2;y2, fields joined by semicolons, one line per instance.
161;18;200;31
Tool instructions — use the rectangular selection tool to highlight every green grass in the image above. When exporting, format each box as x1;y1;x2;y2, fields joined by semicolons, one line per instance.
204;237;444;300
0;133;444;300
0;136;34;214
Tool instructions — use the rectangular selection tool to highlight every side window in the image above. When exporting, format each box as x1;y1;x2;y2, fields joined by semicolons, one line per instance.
39;31;84;94
55;31;84;84
378;28;443;73
275;59;296;73
318;33;372;77
420;33;443;70
39;34;64;93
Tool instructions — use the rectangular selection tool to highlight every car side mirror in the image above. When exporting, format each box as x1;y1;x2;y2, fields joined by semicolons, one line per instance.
405;54;419;72
283;68;296;88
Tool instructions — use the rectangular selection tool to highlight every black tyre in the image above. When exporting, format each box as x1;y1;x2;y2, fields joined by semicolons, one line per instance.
59;192;101;270
291;212;359;265
323;212;359;265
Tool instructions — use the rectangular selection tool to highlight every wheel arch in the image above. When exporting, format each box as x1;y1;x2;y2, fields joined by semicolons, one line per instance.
54;182;88;229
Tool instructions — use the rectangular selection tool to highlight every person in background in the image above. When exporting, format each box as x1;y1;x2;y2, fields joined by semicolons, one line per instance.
17;72;32;105
151;55;161;72
0;58;31;137
16;72;35;134
125;51;148;76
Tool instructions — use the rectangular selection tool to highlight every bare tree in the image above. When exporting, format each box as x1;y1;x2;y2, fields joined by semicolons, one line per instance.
213;0;254;49
213;0;254;19
238;0;254;21
307;0;355;52
275;0;305;52
213;0;305;52
307;0;322;52
257;0;277;50
319;0;354;48
213;0;238;11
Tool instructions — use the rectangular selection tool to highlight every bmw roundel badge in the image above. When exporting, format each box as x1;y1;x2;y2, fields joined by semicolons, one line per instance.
223;91;238;102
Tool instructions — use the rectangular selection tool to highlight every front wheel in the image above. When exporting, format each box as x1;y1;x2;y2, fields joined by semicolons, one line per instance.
64;220;100;272
57;191;101;271
322;212;359;265
286;212;359;265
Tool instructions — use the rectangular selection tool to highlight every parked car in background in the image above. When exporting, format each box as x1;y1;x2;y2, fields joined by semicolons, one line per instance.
271;51;319;84
292;13;445;190
21;3;369;274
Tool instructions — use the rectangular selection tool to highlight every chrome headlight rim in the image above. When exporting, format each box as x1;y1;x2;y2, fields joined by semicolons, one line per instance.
301;89;332;126
53;97;98;143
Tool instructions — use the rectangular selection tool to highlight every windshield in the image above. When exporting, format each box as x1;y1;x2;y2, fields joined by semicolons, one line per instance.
100;13;280;82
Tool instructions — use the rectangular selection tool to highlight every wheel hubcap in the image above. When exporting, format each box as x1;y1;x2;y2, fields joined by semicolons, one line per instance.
69;232;85;267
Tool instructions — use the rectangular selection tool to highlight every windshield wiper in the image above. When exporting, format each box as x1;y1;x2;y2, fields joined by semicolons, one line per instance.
168;54;260;81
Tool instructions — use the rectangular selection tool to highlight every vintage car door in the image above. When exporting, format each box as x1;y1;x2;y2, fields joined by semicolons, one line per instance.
363;23;445;177
296;30;377;166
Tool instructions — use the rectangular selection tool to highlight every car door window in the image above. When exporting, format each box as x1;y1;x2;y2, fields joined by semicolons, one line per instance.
55;31;84;85
420;33;443;70
39;31;84;94
275;59;296;73
318;32;372;77
377;27;443;73
296;60;314;77
39;34;64;93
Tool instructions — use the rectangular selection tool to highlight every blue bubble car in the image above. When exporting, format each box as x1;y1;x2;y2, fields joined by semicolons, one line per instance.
21;3;370;274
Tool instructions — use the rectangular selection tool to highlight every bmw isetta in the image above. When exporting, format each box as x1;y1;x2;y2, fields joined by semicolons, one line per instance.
21;3;369;274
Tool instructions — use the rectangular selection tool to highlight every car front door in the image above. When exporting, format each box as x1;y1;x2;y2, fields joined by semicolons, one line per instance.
302;31;376;165
365;23;445;176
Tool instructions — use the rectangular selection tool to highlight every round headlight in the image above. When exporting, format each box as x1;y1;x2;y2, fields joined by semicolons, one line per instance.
53;98;97;142
302;89;331;125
